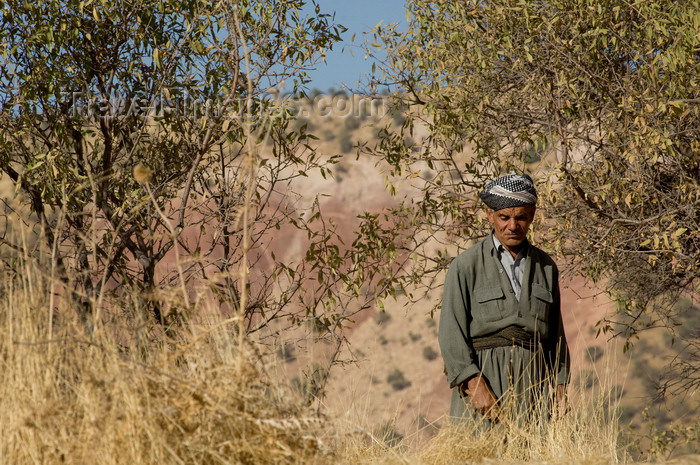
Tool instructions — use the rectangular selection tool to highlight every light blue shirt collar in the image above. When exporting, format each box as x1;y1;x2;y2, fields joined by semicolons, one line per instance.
491;234;528;301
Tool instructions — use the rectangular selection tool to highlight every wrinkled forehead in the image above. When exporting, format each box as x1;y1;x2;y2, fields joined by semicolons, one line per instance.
488;204;536;217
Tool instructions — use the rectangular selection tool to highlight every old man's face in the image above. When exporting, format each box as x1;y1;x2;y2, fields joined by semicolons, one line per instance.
486;205;535;255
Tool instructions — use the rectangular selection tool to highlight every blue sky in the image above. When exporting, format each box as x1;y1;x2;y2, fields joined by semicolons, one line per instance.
303;0;407;92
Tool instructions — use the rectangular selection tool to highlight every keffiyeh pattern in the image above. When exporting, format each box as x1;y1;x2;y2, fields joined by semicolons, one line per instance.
479;173;537;210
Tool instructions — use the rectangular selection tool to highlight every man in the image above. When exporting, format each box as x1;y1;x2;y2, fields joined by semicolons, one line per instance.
438;173;569;422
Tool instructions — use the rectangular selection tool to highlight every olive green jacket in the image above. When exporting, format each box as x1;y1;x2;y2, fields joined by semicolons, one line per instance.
438;235;570;390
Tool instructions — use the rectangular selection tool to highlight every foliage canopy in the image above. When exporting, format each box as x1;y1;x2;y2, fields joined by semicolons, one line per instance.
0;0;378;360
368;0;700;393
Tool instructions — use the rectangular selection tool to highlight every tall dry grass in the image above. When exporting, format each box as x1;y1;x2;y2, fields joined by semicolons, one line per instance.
0;249;629;464
0;253;332;464
333;361;626;465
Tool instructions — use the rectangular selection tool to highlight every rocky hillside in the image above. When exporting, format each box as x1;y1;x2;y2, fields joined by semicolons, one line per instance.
272;96;698;457
275;100;609;431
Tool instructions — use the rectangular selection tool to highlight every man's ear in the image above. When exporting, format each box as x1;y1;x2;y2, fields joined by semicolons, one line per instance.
528;205;537;221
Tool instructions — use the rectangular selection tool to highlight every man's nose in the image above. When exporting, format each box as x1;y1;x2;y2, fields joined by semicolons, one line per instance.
507;219;518;230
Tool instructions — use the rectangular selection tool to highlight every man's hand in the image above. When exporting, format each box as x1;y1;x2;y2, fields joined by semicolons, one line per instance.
462;375;499;419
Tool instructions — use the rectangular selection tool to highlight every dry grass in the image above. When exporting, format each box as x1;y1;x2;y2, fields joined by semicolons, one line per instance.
332;374;625;465
0;257;331;465
0;251;629;465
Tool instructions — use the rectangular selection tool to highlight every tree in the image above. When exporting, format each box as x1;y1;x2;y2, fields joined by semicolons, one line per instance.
366;0;699;392
0;0;357;345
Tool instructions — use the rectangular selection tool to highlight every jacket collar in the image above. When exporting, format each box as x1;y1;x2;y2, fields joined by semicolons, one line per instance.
487;231;530;258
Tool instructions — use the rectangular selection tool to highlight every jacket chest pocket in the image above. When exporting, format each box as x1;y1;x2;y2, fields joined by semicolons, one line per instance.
472;287;505;322
531;284;553;321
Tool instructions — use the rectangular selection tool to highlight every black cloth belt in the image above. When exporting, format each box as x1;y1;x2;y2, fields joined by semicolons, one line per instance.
471;325;539;351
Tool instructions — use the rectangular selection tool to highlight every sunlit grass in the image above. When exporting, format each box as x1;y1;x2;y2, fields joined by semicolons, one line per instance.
331;359;626;465
0;254;331;464
0;243;662;465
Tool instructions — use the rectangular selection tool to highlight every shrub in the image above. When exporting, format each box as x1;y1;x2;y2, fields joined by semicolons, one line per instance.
586;346;604;363
423;346;439;361
344;116;361;131
374;311;391;325
277;341;297;363
338;128;353;153
387;369;412;391
377;422;404;448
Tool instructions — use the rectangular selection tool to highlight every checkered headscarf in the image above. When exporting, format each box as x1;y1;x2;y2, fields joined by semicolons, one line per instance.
479;173;537;210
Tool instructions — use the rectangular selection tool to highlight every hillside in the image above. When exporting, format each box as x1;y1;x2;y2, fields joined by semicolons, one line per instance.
273;95;699;458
